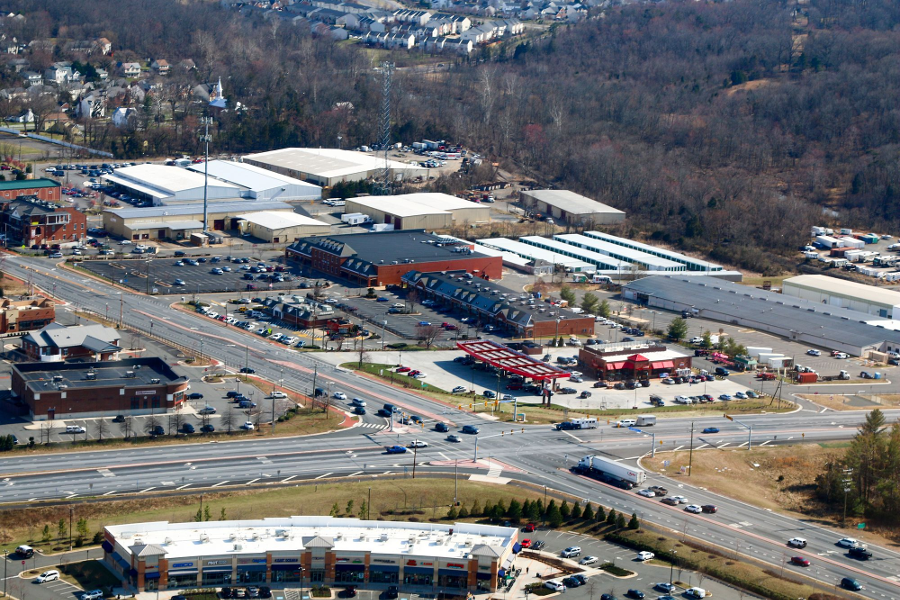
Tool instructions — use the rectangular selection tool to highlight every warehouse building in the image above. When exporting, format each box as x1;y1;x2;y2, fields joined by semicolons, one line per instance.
11;357;190;420
242;148;428;187
783;275;900;320
554;234;684;272
0;178;60;202
582;231;723;273
286;230;502;286
623;275;900;356
520;236;633;274
103;517;517;593
345;193;490;230
105;163;321;205
236;212;330;243
477;238;593;274
103;201;294;241
518;189;625;225
403;270;595;338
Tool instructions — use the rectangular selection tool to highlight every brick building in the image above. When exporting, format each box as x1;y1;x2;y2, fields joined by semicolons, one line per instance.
578;344;693;381
0;178;61;202
1;195;87;247
0;297;55;334
402;270;595;339
11;357;190;420
21;322;121;362
286;230;502;287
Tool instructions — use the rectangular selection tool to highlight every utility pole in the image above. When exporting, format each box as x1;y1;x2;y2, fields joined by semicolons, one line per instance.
198;116;213;233
688;422;694;476
412;443;418;479
68;506;73;551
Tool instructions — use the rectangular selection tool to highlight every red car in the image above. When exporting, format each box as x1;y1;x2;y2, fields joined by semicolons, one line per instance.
524;523;536;533
520;539;531;548
396;366;411;373
790;556;810;567
408;370;420;377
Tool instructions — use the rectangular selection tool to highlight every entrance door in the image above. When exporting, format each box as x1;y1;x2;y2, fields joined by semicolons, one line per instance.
158;230;166;239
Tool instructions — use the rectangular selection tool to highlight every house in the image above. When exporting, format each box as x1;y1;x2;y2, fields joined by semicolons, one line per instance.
23;71;42;86
310;8;346;23
0;194;86;247
178;58;197;71
328;26;349;40
112;107;138;128
336;13;361;28
77;92;106;119
393;9;432;25
339;2;369;13
499;18;523;34
95;68;108;81
151;59;170;75
22;322;121;362
119;62;141;77
44;64;75;85
10;58;29;72
94;37;112;55
358;16;386;32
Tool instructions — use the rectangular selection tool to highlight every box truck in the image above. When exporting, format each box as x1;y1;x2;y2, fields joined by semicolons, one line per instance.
573;455;646;489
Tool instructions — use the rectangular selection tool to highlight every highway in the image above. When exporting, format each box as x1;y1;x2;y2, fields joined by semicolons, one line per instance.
7;252;900;599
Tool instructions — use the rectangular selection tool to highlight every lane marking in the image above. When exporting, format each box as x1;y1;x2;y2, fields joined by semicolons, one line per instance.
315;473;333;480
212;481;230;487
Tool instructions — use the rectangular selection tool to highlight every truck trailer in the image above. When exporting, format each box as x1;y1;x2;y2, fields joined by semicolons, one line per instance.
635;415;656;426
574;455;646;489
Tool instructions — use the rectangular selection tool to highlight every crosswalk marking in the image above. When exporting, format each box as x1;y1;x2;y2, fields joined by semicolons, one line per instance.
355;423;387;430
486;464;503;478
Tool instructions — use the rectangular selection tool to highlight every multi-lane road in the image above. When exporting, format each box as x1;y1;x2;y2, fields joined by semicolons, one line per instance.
6;252;900;598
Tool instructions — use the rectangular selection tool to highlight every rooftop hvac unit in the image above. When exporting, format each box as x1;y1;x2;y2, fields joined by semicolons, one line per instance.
58;384;67;389
200;534;210;542
85;372;96;380
164;537;173;545
275;530;288;538
251;533;260;541
52;375;63;381
234;543;243;551
380;533;389;541
408;537;416;544
336;533;343;541
150;378;160;384
228;533;237;540
125;371;135;378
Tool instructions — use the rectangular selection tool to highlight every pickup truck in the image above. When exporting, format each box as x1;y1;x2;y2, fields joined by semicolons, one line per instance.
849;546;872;559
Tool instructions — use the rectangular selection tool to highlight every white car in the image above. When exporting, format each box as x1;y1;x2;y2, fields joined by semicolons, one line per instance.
636;551;655;561
579;556;599;566
833;352;849;359
669;495;688;504
837;537;861;548
283;337;298;345
334;392;347;400
544;581;566;592
560;546;581;558
65;425;86;434
674;395;692;404
350;398;367;407
684;504;702;514
83;591;104;600
637;489;656;498
689;336;703;344
734;391;748;399
788;537;807;548
407;440;428;448
35;571;60;583
615;419;636;428
241;421;255;431
271;391;287;399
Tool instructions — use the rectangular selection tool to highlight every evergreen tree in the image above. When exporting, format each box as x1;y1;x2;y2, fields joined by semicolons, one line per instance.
458;505;469;519
330;502;339;517
628;512;640;530
489;503;503;522
545;499;557;521
582;503;594;521
204;505;212;521
470;499;482;517
560;499;571;520
42;524;51;543
220;508;227;521
595;505;606;523
570;503;582;520
508;499;523;521
194;507;203;522
522;500;532;518
495;499;507;517
446;506;459;520
615;513;627;529
358;501;367;519
606;508;617;525
547;503;563;528
526;500;541;522
76;518;89;538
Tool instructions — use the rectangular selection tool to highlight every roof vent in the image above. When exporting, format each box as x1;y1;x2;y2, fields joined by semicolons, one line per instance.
125;371;135;378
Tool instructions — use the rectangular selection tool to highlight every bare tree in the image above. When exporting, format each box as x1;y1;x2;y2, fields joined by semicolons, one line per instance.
416;324;443;349
223;406;237;433
120;417;133;439
170;411;185;434
145;415;160;435
405;289;419;312
93;418;110;442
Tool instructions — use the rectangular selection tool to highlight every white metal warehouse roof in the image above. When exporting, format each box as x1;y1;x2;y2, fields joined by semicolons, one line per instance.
243;148;423;179
350;193;488;218
110;165;243;194
187;161;322;198
783;275;900;308
237;211;329;230
520;236;632;271
105;201;293;219
476;237;593;271
555;233;683;270
521;189;624;216
583;231;723;271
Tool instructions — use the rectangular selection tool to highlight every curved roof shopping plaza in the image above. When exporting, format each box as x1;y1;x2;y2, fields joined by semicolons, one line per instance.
104;517;519;593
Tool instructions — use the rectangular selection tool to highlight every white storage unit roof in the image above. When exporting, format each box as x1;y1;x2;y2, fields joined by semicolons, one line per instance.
520;236;632;272
583;231;723;272
476;237;594;272
554;233;683;271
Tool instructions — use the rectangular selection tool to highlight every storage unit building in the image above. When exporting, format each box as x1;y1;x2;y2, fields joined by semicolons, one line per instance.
554;233;685;272
476;237;594;273
518;189;625;225
581;231;723;272
236;211;330;243
520;236;632;273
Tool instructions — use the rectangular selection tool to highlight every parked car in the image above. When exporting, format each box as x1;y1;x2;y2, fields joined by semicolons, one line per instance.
35;571;60;583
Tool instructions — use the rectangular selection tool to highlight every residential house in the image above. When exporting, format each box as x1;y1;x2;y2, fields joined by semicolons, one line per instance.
23;71;42;86
44;63;75;85
328;25;349;40
178;59;197;71
336;13;361;28
95;68;109;81
310;8;346;23
119;62;141;77
67;40;95;55
435;13;471;32
22;322;121;362
0;194;86;247
94;38;112;55
111;107;138;128
426;17;456;35
77;92;106;119
499;18;524;34
357;16;385;32
363;31;415;49
10;58;29;72
393;9;432;25
151;59;170;75
339;2;369;13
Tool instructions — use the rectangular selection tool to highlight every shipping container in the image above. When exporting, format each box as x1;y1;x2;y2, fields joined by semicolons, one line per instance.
796;372;818;384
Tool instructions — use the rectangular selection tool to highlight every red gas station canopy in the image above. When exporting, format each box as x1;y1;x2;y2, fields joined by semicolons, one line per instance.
456;340;571;381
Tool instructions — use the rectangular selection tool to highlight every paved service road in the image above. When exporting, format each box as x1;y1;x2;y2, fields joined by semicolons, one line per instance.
4;252;898;599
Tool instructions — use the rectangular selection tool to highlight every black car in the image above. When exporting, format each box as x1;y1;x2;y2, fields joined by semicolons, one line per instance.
384;587;399;599
240;367;256;374
435;422;450;432
559;387;577;394
702;427;720;434
571;574;587;586
201;424;216;433
849;545;872;559
188;392;204;400
149;425;165;436
353;406;366;415
247;587;260;598
340;587;357;598
221;589;233;599
483;390;496;398
226;390;241;398
532;540;545;550
112;414;125;423
172;596;187;600
461;425;480;434
174;250;186;257
600;595;617;600
182;423;195;434
625;591;645;599
562;577;581;588
258;588;271;599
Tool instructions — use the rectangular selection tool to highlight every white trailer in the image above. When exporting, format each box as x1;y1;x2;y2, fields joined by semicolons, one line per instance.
635;415;656;427
341;212;372;226
575;455;646;488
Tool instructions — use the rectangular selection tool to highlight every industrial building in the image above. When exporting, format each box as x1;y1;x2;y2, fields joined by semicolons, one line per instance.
286;230;502;286
0;178;60;202
518;189;625;225
103;517;517;593
236;212;331;243
783;275;900;320
104;162;321;205
22;322;120;362
403;270;595;338
103;201;294;241
242;148;428;187
582;231;723;272
579;343;692;381
623;275;900;356
345;193;490;230
554;234;685;272
476;238;593;274
11;357;190;420
520;236;633;274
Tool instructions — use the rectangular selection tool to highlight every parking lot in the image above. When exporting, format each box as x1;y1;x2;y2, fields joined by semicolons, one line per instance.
80;257;311;295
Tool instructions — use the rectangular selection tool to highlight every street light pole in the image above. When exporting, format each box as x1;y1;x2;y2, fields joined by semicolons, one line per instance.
669;550;677;585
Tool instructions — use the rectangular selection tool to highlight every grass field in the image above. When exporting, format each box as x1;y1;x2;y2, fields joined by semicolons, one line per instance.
6;479;545;551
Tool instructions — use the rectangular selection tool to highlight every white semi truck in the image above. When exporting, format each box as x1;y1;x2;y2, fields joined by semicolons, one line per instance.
574;455;647;489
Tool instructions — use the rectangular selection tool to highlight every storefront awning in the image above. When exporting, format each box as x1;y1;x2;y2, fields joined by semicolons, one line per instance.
101;541;114;553
144;572;160;580
606;362;626;370
651;360;674;369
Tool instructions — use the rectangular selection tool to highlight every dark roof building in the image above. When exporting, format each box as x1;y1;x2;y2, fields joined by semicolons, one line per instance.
403;270;595;338
11;357;190;420
22;322;121;362
285;230;502;286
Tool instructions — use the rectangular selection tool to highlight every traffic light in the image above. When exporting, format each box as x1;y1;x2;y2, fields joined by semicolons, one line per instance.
724;414;734;421
484;401;488;408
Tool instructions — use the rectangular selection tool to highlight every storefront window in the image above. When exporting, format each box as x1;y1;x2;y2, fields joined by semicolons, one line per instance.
309;570;325;583
168;573;198;588
272;569;302;583
404;573;432;587
237;569;267;584
438;574;467;589
369;570;398;584
202;572;233;586
334;569;364;584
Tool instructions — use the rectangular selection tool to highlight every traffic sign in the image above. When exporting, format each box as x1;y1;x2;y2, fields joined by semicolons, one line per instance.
858;523;866;529
663;460;670;467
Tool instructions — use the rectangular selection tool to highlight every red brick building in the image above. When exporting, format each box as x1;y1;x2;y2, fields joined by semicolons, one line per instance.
21;322;121;362
1;195;87;247
0;297;55;334
11;357;190;420
286;230;502;287
0;178;61;202
578;345;693;381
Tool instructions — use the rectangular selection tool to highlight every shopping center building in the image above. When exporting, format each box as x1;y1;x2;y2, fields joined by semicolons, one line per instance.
104;517;518;593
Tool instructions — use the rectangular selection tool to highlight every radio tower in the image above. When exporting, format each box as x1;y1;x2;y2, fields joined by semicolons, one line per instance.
379;61;394;194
